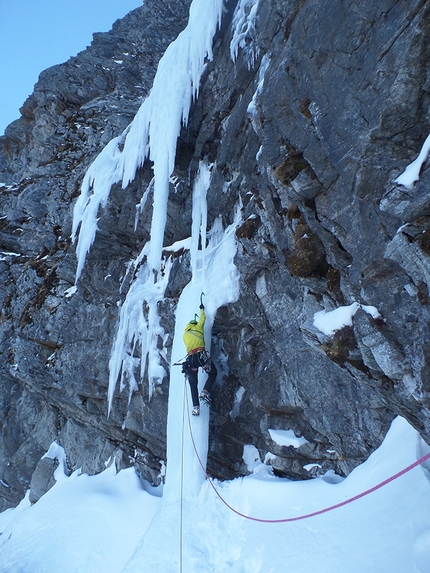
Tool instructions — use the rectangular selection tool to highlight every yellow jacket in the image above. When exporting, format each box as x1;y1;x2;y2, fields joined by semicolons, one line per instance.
183;308;206;354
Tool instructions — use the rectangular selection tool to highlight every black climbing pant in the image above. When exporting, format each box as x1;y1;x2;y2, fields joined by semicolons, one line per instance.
182;350;217;407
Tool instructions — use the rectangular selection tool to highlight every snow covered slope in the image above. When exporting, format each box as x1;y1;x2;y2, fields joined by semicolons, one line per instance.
0;417;429;572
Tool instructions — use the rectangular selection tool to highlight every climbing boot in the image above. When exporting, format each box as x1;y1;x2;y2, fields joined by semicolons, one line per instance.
192;406;200;416
199;390;211;405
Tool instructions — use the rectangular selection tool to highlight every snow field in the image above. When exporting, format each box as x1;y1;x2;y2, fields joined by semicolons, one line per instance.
1;418;429;572
0;462;161;573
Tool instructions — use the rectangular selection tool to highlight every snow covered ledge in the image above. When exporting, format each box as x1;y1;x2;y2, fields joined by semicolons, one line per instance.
394;133;430;189
313;302;381;336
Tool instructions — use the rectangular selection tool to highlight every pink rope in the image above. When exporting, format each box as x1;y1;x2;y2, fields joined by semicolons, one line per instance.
185;392;430;523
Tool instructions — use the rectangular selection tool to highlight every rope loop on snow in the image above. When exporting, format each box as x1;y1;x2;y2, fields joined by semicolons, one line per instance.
185;391;430;523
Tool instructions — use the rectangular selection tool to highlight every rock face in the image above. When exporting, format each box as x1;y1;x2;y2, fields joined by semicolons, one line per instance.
1;0;430;510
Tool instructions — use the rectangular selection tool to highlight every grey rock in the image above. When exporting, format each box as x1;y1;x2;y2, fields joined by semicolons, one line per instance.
29;457;58;504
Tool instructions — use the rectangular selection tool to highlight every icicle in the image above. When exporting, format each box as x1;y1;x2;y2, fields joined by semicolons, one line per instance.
72;136;124;281
134;177;154;231
72;0;224;281
107;162;211;414
108;255;173;415
190;162;211;285
247;52;270;118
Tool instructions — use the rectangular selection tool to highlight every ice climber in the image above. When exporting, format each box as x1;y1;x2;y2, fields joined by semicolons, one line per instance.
182;303;217;416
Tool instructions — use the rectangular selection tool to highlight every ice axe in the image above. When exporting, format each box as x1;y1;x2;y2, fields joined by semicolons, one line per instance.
200;292;205;308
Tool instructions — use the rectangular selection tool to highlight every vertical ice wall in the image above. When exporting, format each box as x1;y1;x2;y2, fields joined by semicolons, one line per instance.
120;162;240;573
165;162;240;499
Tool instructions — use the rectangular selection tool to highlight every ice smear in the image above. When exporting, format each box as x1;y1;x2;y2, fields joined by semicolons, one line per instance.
64;285;77;298
230;385;246;420
0;251;22;258
230;0;261;68
304;463;322;471
360;304;381;319
395;133;430;189
313;302;381;336
247;52;270;117
72;0;224;280
243;444;261;472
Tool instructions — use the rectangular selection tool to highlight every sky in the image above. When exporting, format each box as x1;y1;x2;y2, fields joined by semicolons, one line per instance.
0;0;143;135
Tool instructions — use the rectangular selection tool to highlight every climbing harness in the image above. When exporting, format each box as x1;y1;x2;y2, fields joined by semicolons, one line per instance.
180;350;212;379
198;349;212;371
184;390;430;523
